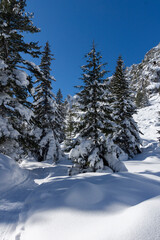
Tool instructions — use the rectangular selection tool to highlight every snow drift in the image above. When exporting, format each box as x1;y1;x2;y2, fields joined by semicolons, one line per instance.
0;153;27;193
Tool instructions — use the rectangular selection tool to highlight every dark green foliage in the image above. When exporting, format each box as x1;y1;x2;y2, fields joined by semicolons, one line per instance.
110;56;141;157
56;89;66;143
0;58;33;158
64;95;77;150
135;80;149;108
135;89;149;108
70;43;114;172
0;0;41;158
75;42;112;144
33;41;55;129
33;42;61;162
0;0;40;68
56;89;63;105
110;56;134;115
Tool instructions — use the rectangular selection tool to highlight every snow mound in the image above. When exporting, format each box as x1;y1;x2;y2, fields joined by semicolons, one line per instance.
0;153;27;193
110;195;160;240
64;181;104;207
18;196;160;240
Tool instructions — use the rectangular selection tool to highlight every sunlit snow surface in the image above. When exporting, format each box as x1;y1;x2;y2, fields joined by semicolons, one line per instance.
0;94;160;240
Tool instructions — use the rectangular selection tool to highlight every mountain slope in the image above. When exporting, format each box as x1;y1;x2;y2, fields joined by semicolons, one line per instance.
126;43;160;106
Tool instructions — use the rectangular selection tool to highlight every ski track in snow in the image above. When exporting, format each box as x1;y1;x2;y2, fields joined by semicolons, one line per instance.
0;94;160;240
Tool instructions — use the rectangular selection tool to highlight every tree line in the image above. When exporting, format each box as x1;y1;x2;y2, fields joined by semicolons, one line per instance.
0;0;142;174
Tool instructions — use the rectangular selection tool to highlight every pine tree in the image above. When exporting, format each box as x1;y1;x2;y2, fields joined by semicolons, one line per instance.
69;43;127;174
75;43;112;143
135;80;149;108
0;59;34;158
33;42;61;162
110;56;141;157
56;89;63;105
56;89;65;143
64;95;77;150
0;0;40;67
0;0;40;158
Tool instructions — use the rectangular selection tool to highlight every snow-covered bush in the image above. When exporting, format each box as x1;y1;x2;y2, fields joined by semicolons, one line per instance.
69;135;128;175
104;136;128;172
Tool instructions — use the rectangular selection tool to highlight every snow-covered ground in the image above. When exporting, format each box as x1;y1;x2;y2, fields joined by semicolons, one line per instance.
0;94;160;240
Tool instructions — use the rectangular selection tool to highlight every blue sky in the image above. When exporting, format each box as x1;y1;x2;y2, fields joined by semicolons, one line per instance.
26;0;160;98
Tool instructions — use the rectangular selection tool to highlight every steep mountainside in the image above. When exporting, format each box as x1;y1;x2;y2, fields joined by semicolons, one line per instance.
126;43;160;107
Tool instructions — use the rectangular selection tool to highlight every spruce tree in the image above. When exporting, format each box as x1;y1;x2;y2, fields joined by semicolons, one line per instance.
56;89;65;143
0;0;40;158
110;56;141;157
33;42;61;162
56;89;63;105
135;81;149;108
64;95;77;150
69;43;127;174
75;43;112;143
0;0;40;67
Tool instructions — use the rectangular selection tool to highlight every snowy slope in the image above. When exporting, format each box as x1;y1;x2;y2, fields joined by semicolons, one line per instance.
0;154;27;193
0;155;30;240
0;94;160;240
